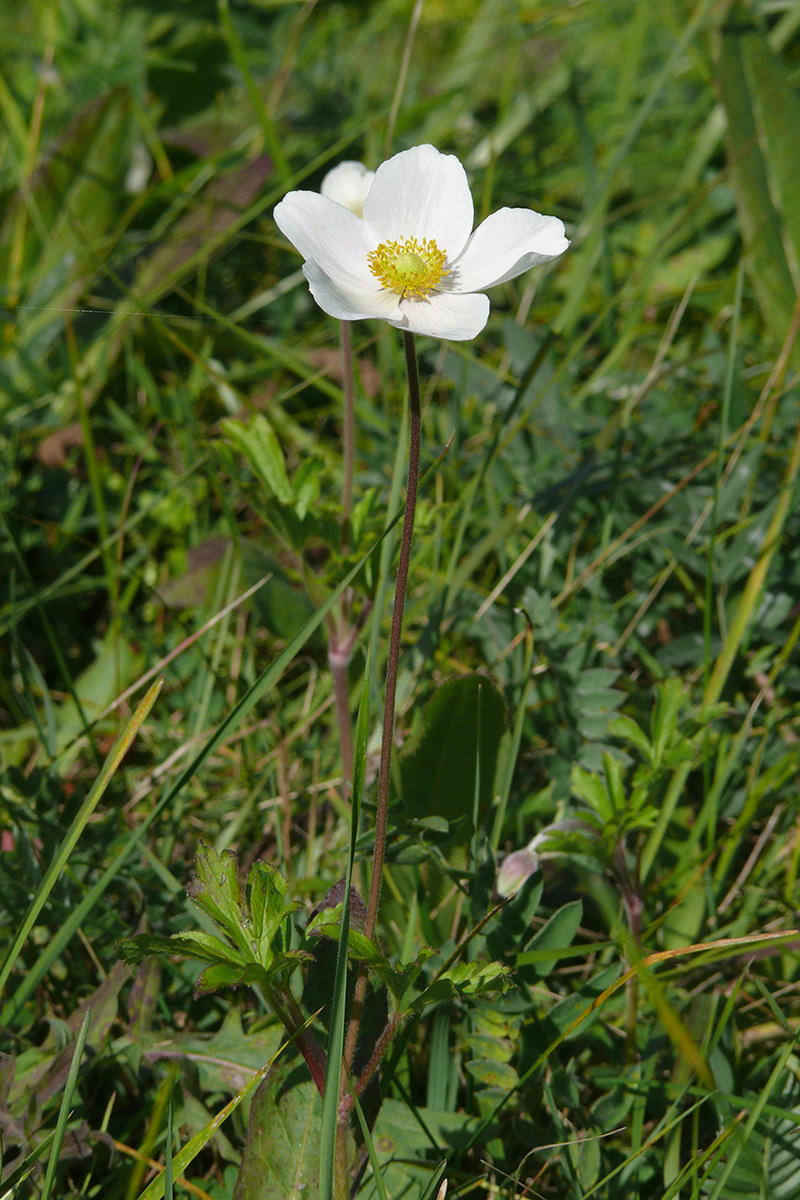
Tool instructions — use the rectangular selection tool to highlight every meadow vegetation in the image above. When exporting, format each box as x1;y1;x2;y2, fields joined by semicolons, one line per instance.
2;0;800;1197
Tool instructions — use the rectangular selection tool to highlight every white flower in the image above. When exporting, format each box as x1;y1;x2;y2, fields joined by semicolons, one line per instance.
320;160;375;217
274;143;569;341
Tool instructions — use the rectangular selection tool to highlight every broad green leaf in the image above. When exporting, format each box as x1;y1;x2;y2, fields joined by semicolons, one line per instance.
128;1009;282;1096
139;1041;286;1200
465;1058;519;1090
518;900;583;981
400;675;506;844
368;1099;484;1200
234;1052;329;1200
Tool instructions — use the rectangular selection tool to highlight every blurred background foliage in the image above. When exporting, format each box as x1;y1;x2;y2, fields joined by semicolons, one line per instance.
2;0;800;1197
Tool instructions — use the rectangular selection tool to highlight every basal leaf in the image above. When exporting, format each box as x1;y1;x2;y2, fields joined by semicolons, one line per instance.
400;675;506;844
234;1052;326;1200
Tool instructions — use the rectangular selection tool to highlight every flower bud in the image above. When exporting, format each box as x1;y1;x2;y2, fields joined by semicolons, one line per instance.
320;160;375;217
496;848;539;898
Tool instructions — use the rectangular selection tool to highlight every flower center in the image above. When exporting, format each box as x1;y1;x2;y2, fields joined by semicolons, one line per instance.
367;236;449;299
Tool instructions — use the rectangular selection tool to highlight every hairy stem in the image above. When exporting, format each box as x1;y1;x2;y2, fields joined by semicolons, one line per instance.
265;983;327;1096
343;331;421;1079
365;330;421;940
338;1010;402;1124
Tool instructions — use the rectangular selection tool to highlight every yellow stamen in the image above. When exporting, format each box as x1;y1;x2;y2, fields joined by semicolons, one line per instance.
367;236;449;299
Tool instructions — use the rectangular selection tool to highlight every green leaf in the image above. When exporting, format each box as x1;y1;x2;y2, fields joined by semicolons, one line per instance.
485;872;544;959
116;845;305;998
224;414;294;505
409;961;511;1014
116;930;245;969
570;764;614;822
602;753;626;815
650;677;684;766
400;674;506;844
518;900;583;980
292;458;323;520
607;713;655;764
371;948;437;1005
189;843;252;954
248;859;300;959
466;1058;519;1090
234;1052;327;1200
369;1100;483;1200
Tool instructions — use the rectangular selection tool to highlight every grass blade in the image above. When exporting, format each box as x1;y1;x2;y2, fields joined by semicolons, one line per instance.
41;1007;91;1200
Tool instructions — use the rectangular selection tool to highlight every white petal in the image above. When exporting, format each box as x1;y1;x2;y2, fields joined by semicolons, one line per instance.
320;161;375;217
303;260;404;324
274;191;375;293
387;291;490;341
449;208;569;292
362;144;474;260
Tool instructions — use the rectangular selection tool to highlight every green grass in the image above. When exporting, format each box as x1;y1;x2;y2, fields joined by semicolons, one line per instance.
2;0;800;1197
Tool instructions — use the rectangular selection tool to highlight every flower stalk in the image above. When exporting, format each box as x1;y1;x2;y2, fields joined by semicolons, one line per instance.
366;329;422;940
328;319;358;798
343;329;421;1084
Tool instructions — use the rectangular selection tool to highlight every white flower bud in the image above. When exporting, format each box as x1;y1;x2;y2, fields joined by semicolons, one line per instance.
496;848;539;898
320;161;375;218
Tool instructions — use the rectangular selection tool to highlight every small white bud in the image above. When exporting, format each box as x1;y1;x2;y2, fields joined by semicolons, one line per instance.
496;848;539;898
320;160;375;217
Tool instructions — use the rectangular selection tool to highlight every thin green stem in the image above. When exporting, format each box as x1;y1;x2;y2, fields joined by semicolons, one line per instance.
365;330;421;942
